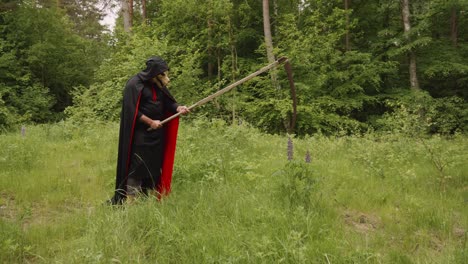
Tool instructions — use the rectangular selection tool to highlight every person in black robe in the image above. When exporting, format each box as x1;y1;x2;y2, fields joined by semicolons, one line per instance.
111;56;189;205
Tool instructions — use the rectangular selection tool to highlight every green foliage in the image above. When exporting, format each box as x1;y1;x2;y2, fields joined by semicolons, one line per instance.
0;31;54;127
376;91;468;135
4;0;468;136
65;25;207;123
4;83;54;123
274;9;397;134
61;0;107;39
174;118;264;184
0;1;108;128
63;0;467;135
419;41;468;98
277;161;316;210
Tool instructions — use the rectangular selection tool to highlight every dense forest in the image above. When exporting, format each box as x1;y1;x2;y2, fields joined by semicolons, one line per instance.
1;0;467;135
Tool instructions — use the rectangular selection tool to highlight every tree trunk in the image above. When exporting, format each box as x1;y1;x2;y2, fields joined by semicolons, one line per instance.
229;18;238;124
401;0;420;90
344;0;350;51
229;17;237;82
207;1;215;79
122;0;132;33
274;0;278;39
212;48;221;110
262;0;278;89
207;18;214;78
142;0;147;24
450;7;458;47
408;52;419;90
129;0;134;28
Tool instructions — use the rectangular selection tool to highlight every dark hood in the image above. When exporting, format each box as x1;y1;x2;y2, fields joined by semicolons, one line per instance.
137;56;169;82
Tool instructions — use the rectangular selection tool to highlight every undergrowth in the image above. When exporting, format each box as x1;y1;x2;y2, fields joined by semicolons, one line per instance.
0;119;466;263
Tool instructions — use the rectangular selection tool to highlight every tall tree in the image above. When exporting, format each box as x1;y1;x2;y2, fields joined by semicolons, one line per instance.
142;0;147;23
121;0;132;32
344;0;350;51
401;0;420;90
450;5;458;47
59;0;107;39
262;0;278;88
0;2;105;125
262;0;275;63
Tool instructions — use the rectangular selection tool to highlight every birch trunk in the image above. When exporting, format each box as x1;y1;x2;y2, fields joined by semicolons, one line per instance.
122;0;132;33
401;0;420;90
262;0;278;89
129;0;133;28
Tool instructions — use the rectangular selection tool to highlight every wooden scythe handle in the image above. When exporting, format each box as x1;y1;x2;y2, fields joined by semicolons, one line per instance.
148;56;292;130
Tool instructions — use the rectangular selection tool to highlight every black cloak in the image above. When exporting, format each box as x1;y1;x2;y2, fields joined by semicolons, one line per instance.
111;57;179;205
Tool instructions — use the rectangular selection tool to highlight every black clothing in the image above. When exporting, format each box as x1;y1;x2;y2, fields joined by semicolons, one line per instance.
111;57;178;205
133;83;177;146
126;145;163;195
138;56;170;82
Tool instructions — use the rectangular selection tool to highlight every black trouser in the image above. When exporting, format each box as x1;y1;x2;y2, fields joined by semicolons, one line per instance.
127;145;163;195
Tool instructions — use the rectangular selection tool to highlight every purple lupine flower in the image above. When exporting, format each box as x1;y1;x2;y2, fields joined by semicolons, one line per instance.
287;137;293;161
21;126;26;137
305;150;311;163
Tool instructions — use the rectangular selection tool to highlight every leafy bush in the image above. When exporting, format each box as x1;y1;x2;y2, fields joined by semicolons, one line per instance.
376;91;467;135
65;25;206;124
0;5;107;128
277;161;316;210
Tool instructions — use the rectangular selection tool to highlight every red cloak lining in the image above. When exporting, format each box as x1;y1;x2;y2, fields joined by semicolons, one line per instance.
125;88;179;198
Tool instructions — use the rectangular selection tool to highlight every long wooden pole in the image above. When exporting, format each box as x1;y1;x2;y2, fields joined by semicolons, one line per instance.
158;57;288;126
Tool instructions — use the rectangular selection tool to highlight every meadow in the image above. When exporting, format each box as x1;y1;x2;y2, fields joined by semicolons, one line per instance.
0;119;466;263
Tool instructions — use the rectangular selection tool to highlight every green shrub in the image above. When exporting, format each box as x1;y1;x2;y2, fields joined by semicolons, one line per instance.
376;91;467;135
277;161;316;210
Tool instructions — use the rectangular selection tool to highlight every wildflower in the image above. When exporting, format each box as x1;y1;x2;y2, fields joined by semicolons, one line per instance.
287;137;293;161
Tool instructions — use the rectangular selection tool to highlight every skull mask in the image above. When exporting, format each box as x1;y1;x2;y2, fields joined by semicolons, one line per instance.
152;71;170;88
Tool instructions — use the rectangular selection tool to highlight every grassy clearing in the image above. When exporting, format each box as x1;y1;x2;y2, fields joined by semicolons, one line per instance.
0;119;467;263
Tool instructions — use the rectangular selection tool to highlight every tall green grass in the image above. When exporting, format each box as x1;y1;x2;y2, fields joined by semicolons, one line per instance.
0;119;466;263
